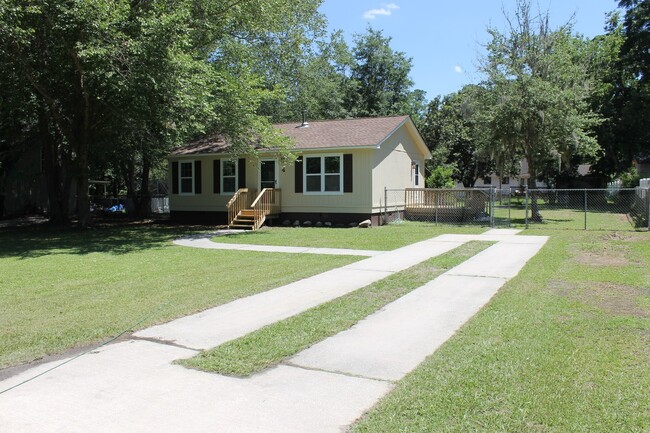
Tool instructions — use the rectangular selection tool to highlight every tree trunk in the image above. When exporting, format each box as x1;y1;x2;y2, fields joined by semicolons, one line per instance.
39;109;70;225
74;125;91;228
526;157;542;222
137;155;152;218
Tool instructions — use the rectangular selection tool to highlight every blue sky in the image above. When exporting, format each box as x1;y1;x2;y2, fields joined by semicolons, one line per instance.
318;0;621;100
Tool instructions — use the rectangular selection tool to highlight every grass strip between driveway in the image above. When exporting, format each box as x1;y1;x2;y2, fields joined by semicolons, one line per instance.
179;241;492;376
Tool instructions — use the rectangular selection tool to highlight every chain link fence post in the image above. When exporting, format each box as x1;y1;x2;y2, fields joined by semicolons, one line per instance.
525;186;529;229
384;187;388;224
645;188;650;231
489;187;494;227
584;189;588;230
435;190;438;225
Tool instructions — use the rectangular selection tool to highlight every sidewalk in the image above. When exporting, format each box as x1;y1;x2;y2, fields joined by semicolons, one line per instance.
0;230;547;433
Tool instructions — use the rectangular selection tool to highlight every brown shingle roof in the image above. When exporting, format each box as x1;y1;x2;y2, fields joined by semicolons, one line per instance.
171;115;410;155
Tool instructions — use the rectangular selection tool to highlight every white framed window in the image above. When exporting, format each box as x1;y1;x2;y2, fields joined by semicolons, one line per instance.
179;161;194;194
221;159;238;194
414;163;420;186
304;154;343;194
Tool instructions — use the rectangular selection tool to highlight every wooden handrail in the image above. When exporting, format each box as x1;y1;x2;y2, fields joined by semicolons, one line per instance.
227;188;249;226
227;188;280;229
251;188;281;230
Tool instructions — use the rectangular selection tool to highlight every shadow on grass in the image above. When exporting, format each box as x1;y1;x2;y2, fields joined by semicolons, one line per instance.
0;220;212;259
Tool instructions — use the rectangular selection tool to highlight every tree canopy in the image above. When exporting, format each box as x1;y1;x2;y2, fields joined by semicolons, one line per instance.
1;0;649;225
480;1;600;216
0;0;322;225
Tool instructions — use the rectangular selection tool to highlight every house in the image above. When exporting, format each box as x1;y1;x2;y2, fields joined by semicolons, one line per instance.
472;159;548;190
633;154;650;178
168;115;431;227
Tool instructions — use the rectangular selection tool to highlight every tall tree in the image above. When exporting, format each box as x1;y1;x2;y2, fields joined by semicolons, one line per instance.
587;13;635;177
481;0;600;219
421;86;495;187
346;28;423;117
0;0;323;226
607;0;650;173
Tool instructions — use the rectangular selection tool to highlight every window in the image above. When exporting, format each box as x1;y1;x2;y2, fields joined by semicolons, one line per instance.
221;160;237;194
179;161;194;194
483;176;492;185
304;155;342;193
414;163;420;186
502;176;510;185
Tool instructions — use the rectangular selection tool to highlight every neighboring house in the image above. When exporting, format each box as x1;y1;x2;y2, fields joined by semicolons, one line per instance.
168;115;431;227
633;154;650;178
458;159;548;190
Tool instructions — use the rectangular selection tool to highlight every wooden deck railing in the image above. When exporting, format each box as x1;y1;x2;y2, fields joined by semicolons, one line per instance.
404;188;489;221
250;188;281;230
227;188;250;226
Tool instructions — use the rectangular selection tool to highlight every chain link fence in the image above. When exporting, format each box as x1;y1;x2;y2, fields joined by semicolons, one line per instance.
383;187;650;231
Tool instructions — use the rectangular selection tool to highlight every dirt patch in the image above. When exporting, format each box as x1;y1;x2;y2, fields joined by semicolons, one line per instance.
600;232;637;242
550;279;649;318
571;243;631;267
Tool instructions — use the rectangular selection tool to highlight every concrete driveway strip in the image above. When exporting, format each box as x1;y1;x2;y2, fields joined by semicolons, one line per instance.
0;340;392;433
290;235;547;382
135;237;465;349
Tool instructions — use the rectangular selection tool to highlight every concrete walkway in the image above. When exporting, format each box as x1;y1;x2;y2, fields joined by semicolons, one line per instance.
0;230;547;433
173;231;383;257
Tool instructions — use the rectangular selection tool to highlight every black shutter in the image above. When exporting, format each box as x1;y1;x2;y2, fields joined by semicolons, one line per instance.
295;158;303;193
194;160;202;194
213;160;221;193
172;161;179;194
343;154;353;193
238;158;246;189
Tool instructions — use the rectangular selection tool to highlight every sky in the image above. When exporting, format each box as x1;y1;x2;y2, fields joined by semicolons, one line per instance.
318;0;621;99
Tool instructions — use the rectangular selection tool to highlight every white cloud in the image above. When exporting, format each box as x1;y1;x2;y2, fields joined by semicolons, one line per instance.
454;65;464;74
363;3;400;20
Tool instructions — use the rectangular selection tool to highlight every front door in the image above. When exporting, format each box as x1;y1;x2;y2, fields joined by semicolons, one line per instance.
260;159;277;190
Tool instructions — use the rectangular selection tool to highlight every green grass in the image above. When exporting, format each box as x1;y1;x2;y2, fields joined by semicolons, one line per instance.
179;241;492;376
493;201;643;231
212;221;484;250
0;222;359;369
351;229;650;433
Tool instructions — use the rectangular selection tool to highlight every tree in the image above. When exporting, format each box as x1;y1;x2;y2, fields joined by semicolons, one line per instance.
420;86;495;187
0;0;323;226
591;0;650;177
260;30;354;122
346;28;424;117
481;0;600;220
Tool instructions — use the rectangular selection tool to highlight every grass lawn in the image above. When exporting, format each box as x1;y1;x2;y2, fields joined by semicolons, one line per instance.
0;222;360;369
179;241;492;376
0;220;479;370
2;219;648;431
212;221;484;250
493;197;645;231
351;229;650;432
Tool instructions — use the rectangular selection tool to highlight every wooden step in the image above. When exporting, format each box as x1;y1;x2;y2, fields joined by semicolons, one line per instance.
229;224;254;230
239;209;255;217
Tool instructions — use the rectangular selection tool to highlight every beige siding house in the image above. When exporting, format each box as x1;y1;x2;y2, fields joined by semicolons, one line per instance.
168;115;431;226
